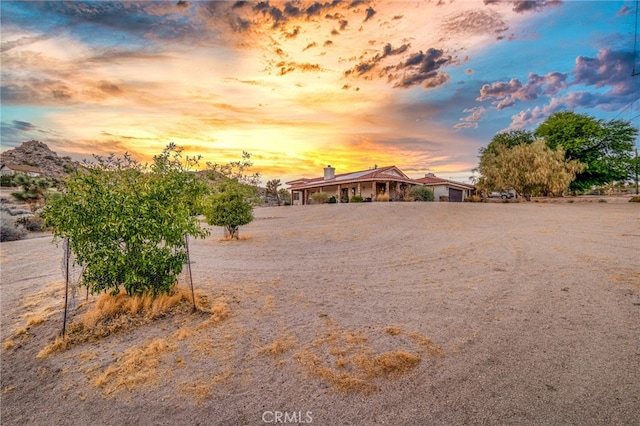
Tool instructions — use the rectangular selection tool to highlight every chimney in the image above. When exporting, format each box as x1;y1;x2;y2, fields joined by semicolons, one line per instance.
324;165;335;180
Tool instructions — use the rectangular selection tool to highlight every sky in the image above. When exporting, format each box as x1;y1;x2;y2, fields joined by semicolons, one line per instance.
1;0;639;184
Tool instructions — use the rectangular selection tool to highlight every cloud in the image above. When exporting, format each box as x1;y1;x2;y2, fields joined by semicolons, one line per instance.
392;48;455;89
477;71;568;109
364;6;376;22
344;44;453;90
276;61;323;75
11;120;38;131
616;5;631;16
442;8;508;37
344;42;411;76
454;106;487;129
572;48;636;97
483;0;563;14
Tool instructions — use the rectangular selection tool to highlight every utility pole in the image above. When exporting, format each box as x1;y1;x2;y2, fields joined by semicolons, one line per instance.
635;146;640;195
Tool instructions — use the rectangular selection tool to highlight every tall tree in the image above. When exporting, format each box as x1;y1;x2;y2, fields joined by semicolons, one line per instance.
266;179;282;206
535;112;637;192
480;130;535;157
478;139;584;200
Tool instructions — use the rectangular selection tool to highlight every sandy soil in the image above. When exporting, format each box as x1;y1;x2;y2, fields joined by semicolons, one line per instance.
1;201;639;425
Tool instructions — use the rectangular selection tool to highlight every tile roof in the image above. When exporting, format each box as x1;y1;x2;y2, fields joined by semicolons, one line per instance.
286;165;416;190
0;163;41;174
414;175;475;189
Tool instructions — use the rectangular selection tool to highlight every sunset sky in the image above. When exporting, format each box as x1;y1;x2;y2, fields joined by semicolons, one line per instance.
1;0;638;184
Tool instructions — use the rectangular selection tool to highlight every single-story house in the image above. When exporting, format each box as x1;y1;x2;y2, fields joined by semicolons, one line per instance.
287;166;475;204
287;165;418;205
414;173;475;202
0;163;41;177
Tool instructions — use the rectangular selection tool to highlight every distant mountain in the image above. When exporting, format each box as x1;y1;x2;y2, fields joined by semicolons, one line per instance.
0;140;81;181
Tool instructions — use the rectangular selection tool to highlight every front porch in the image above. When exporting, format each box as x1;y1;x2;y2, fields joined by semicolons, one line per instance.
292;180;413;205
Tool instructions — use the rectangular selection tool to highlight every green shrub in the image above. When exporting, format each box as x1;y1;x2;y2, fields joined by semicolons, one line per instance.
311;191;330;204
203;179;254;239
15;215;45;232
410;186;435;201
350;195;364;203
328;195;337;203
0;212;26;242
1;175;15;187
42;144;209;296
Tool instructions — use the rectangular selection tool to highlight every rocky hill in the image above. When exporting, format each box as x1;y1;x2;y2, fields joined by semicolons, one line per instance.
0;140;81;181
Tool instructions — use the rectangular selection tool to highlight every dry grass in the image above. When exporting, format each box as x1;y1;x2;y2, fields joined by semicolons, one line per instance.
407;331;445;358
93;338;177;395
3;340;15;350
179;381;212;401
82;286;195;330
37;336;69;358
196;300;230;330
383;326;403;336
259;333;298;356
294;323;423;393
354;351;421;378
25;313;45;327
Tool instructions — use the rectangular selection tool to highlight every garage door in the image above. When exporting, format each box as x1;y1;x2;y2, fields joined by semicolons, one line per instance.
449;188;463;202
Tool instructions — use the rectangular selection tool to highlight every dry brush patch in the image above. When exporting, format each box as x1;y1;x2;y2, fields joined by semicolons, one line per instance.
37;286;207;357
93;338;177;395
292;319;442;393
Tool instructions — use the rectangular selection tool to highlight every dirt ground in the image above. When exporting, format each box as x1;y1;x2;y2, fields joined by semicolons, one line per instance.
1;200;639;425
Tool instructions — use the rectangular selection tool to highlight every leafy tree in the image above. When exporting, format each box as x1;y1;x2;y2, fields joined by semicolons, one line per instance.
535;112;637;192
266;179;282;206
478;139;584;200
410;185;435;201
278;188;292;205
480;130;535;156
202;178;254;239
42;144;209;296
11;173;51;212
205;151;261;186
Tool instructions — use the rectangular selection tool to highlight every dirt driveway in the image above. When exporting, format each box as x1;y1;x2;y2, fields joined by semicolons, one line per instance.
1;201;639;425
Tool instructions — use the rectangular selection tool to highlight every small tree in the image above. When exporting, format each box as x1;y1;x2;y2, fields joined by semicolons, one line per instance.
11;173;51;212
478;139;584;200
278;188;292;205
42;144;209;296
202;179;254;239
410;186;435;201
311;191;330;204
266;179;282;205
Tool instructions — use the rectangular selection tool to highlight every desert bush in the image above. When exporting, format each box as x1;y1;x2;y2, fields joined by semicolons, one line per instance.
375;193;389;202
0;212;26;242
11;174;52;212
15;215;46;232
598;199;607;203
628;196;640;202
311;191;330;204
464;194;483;202
42;144;209;296
410;186;435;201
1;175;15;187
202;178;254;240
350;195;364;203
